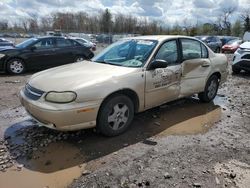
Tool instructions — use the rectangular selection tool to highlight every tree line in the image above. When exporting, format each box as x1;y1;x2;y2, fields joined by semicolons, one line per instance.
0;8;249;37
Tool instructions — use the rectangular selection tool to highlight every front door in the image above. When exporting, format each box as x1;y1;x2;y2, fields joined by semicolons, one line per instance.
145;40;181;109
26;38;56;69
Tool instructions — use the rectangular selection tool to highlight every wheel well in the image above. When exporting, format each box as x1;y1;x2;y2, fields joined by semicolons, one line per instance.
211;72;221;81
99;89;140;114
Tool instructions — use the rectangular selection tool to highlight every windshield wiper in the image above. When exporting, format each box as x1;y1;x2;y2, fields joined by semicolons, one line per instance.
94;60;122;66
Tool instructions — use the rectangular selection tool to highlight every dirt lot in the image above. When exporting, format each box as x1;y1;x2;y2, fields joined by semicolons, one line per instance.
0;55;249;188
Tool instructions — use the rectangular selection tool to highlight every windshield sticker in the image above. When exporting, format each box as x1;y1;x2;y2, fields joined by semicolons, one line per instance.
137;40;154;45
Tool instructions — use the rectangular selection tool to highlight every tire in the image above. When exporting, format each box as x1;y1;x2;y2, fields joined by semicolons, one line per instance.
198;75;219;103
6;58;25;74
232;66;241;74
97;94;134;136
75;56;86;62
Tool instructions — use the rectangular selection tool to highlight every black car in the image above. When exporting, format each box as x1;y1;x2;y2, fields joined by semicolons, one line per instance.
195;36;222;53
0;36;94;74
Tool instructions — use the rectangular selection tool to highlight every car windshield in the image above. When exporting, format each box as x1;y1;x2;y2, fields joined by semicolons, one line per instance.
92;39;157;67
16;38;38;48
226;39;241;45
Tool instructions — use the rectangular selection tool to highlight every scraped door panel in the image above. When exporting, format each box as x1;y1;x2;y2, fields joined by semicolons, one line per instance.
180;59;211;96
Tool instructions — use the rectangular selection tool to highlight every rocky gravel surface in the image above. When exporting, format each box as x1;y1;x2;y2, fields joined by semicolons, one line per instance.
70;71;250;188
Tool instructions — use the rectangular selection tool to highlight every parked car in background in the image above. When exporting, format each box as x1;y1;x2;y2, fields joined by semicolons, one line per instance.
20;35;228;136
218;36;239;46
0;38;14;47
0;36;94;74
195;36;222;53
232;42;250;74
222;39;242;53
70;37;96;51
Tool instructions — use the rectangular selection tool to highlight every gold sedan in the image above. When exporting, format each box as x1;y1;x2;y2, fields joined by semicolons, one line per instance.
20;36;228;136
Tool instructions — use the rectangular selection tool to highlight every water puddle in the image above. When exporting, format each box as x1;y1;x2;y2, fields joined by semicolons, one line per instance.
0;142;84;188
157;107;221;136
0;96;225;188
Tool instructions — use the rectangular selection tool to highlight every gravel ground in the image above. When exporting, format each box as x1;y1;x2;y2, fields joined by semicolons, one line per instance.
70;71;250;187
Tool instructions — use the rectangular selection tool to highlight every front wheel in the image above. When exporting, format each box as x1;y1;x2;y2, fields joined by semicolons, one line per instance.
75;56;86;62
97;94;134;136
198;75;219;103
7;58;25;74
232;66;241;74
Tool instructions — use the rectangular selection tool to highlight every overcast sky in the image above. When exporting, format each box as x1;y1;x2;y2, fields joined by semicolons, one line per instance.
0;0;249;26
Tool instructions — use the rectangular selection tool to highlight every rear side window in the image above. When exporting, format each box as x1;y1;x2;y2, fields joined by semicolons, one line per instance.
181;39;202;60
56;39;73;47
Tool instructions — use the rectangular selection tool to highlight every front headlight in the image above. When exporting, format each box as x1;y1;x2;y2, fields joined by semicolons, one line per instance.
236;48;244;54
0;54;5;58
45;91;77;103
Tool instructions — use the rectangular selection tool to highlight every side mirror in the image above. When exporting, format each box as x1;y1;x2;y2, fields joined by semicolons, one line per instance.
148;59;169;70
30;46;36;51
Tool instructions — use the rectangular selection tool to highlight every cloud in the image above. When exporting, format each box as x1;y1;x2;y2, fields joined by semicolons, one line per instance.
0;0;247;27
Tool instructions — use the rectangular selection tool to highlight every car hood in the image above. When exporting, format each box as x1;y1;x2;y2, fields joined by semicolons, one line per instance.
29;61;137;92
0;46;15;52
239;42;250;49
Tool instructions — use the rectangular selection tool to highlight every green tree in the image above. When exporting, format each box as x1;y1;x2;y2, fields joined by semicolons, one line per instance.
100;8;112;33
232;20;242;37
244;15;250;32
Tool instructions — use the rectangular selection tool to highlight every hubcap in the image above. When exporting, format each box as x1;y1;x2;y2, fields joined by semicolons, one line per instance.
207;80;217;99
76;57;84;62
10;60;24;73
108;103;129;130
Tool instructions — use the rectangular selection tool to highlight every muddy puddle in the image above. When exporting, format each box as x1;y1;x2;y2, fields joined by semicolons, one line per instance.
0;96;226;188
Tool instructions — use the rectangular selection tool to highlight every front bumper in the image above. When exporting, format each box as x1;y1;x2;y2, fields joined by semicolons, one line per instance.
233;50;250;71
20;89;101;131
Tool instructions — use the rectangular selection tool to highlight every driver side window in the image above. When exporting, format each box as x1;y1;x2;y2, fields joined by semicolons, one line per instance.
33;39;54;49
155;40;178;65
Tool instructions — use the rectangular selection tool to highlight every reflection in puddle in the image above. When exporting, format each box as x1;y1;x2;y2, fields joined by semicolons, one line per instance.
0;142;84;188
0;97;224;188
158;107;221;136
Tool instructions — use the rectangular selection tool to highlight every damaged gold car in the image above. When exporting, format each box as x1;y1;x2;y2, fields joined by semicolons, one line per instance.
20;36;228;136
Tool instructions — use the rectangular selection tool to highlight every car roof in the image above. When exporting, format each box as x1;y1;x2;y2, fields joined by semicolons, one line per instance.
35;36;68;40
123;35;198;42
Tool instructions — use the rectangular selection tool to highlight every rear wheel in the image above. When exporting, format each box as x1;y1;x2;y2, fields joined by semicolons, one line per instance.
198;75;219;103
232;66;241;74
7;58;25;74
97;94;134;136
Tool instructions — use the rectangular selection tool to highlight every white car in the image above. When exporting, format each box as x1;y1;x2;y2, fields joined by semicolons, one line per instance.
70;37;96;51
20;35;228;136
232;42;250;73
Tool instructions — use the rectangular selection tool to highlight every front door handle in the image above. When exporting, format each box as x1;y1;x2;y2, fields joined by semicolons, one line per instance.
201;64;210;67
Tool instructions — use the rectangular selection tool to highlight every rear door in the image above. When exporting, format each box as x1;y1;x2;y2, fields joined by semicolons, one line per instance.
180;38;211;97
54;38;75;66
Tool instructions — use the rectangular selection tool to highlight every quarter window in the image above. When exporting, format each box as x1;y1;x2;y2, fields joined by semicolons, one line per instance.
155;40;178;65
